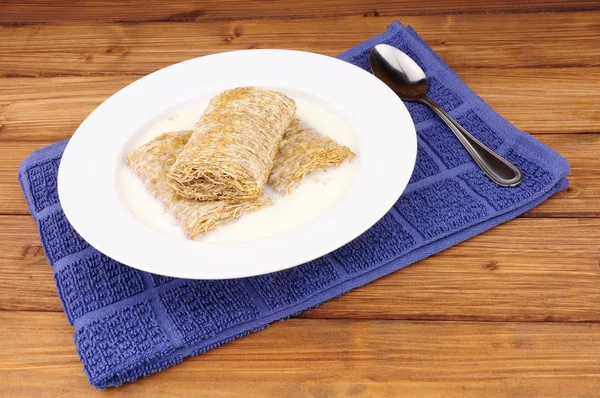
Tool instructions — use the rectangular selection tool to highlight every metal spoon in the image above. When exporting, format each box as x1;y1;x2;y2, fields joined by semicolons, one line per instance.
369;44;523;187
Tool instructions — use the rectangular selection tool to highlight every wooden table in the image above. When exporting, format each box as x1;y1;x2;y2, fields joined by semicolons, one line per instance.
1;1;599;396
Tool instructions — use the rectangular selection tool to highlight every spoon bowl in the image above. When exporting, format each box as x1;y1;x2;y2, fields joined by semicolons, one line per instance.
369;44;428;101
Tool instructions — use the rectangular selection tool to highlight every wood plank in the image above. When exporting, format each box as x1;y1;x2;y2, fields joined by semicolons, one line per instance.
3;133;598;217
0;13;599;78
0;77;118;142
462;68;600;136
1;313;599;396
525;134;600;218
2;216;599;323
1;0;599;23
2;68;598;142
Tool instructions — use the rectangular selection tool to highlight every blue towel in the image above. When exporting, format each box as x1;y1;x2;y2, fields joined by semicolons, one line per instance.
18;21;569;389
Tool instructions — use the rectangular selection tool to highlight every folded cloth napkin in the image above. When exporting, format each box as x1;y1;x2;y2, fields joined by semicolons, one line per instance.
18;20;569;389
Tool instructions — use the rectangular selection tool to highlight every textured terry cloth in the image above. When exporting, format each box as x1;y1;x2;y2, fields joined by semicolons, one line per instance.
18;21;569;389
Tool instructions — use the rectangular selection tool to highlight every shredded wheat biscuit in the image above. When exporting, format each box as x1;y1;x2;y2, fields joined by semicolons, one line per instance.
168;87;296;201
126;130;270;240
268;117;355;195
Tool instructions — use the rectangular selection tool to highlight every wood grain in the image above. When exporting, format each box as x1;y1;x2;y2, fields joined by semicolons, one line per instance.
1;0;599;23
2;68;598;142
3;134;598;217
1;12;599;78
1;313;599;397
524;134;600;218
3;216;599;323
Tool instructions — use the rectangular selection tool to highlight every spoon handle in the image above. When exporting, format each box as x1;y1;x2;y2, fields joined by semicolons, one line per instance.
420;97;523;187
